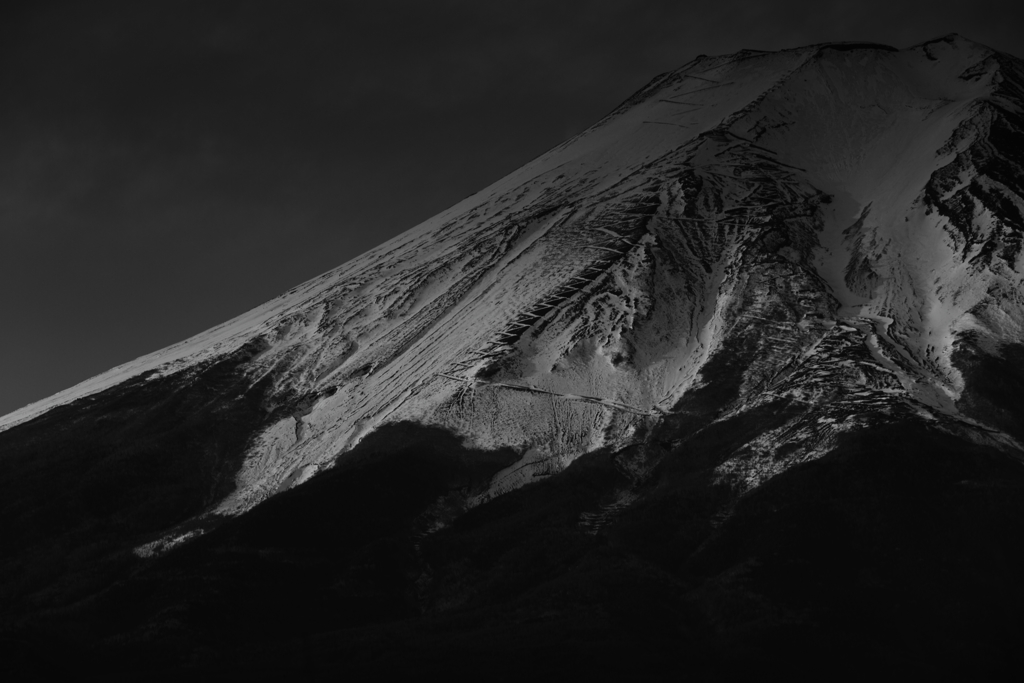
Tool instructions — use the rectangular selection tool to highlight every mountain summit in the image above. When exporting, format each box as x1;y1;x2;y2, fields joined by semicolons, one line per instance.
3;36;1024;676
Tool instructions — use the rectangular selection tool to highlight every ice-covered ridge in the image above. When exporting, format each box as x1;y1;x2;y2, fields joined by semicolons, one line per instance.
4;36;1023;525
0;45;813;435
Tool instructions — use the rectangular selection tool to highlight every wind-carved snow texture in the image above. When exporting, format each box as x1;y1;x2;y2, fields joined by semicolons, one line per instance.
3;35;1023;546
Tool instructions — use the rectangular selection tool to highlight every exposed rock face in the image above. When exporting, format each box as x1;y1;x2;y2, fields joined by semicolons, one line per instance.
3;35;1024;676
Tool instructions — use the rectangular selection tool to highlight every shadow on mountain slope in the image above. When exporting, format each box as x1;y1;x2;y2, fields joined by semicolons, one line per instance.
955;341;1024;445
5;411;1024;679
0;340;277;627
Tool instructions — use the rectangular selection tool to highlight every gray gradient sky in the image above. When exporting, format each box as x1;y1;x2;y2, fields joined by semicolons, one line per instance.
1;0;1021;416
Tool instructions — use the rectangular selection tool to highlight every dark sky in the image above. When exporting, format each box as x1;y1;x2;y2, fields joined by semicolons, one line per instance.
1;0;1021;416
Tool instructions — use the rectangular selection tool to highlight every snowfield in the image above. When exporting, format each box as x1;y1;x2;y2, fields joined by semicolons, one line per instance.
4;35;1023;536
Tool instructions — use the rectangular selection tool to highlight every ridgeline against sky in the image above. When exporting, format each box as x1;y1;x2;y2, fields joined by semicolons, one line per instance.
3;33;1024;676
1;0;1022;416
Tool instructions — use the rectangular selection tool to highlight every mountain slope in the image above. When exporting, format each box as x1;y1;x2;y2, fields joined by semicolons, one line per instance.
2;35;1024;676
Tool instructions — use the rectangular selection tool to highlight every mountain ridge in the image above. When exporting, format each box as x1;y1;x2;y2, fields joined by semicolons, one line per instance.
3;36;1024;676
4;32;1023;528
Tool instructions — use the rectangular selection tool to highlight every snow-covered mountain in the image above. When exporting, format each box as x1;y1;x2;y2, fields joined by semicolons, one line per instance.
3;35;1024;676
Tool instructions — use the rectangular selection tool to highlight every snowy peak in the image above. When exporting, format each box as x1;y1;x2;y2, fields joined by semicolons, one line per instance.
3;38;1024;539
7;37;1024;674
